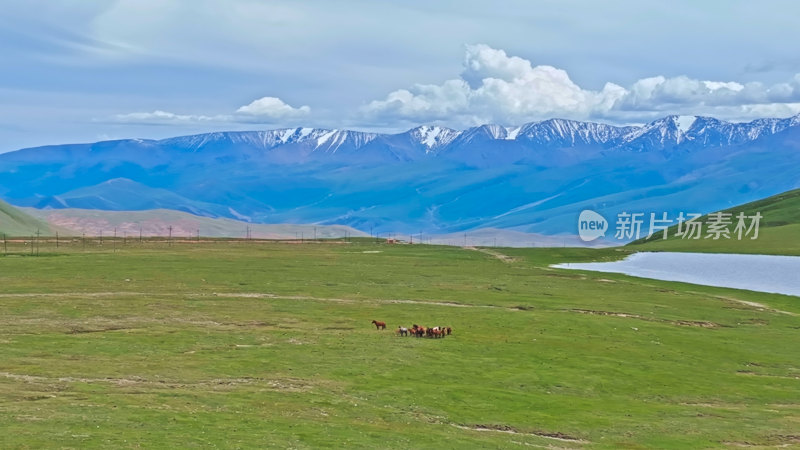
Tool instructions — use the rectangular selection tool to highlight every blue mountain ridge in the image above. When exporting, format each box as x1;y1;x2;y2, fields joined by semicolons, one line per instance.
1;114;798;239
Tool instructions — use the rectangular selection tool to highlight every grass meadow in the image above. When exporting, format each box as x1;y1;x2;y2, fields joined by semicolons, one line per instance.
1;239;798;448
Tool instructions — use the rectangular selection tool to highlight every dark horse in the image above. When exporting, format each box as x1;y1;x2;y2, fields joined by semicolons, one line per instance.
371;320;386;330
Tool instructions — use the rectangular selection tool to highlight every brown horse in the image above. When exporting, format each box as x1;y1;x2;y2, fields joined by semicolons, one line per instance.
371;320;386;330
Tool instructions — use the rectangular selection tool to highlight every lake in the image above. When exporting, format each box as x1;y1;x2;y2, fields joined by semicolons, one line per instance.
552;252;800;297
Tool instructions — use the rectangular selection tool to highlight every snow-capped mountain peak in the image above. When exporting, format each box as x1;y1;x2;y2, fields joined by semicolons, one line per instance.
311;129;378;152
504;126;521;140
409;125;461;150
513;118;631;146
482;124;508;140
619;115;693;148
157;128;379;154
675;115;698;136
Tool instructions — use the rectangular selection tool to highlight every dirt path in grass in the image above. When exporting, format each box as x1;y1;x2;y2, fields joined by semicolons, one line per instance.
0;291;515;310
684;291;799;316
722;297;798;316
211;292;519;310
466;246;517;263
2;290;795;319
0;371;312;391
0;291;151;298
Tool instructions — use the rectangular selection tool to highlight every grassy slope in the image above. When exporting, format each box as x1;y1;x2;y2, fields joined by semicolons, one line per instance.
0;241;798;448
0;198;55;237
629;188;800;255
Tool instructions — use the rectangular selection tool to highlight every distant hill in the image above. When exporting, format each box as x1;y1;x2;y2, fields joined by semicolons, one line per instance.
629;188;800;255
0;199;55;236
1;114;799;237
423;228;609;248
21;207;367;239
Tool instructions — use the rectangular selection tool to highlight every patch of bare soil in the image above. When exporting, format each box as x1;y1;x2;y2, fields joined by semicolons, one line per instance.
569;309;721;328
384;299;502;309
571;309;641;319
671;320;719;328
679;402;747;410
696;293;798;317
467;247;518;263
66;326;132;334
722;435;800;447
210;292;354;304
451;423;588;443
736;371;800;380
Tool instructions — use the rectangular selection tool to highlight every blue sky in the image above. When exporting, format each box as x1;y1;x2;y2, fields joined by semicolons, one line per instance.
2;0;800;151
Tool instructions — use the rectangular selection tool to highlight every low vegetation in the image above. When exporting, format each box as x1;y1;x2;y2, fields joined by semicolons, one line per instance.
630;188;800;255
0;199;55;237
1;239;798;448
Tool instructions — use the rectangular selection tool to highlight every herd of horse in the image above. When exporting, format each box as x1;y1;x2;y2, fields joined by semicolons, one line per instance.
371;320;452;338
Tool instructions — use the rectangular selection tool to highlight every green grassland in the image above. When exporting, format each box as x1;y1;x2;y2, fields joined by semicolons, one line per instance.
630;188;800;255
0;199;55;237
1;239;798;448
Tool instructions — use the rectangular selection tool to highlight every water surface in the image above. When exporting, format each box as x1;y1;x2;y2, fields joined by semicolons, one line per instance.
552;252;800;297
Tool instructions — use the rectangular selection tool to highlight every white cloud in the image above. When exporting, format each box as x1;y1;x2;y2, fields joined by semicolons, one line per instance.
109;49;800;131
235;96;310;119
363;44;618;125
362;44;800;126
110;96;310;126
112;110;223;124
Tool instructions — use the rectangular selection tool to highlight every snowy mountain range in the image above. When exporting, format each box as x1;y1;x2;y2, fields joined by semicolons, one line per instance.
1;114;798;239
154;113;800;156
